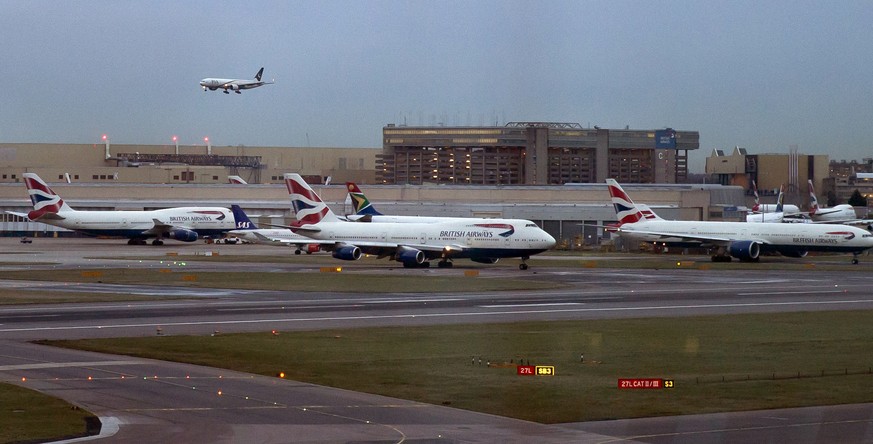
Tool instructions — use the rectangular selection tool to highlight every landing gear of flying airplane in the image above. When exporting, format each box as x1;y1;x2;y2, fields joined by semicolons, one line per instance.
223;90;230;94
403;261;431;268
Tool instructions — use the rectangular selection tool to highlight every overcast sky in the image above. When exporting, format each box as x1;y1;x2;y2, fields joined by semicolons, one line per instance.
2;1;872;172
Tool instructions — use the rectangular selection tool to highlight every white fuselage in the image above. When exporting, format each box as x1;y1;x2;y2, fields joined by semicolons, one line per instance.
298;218;556;259
811;205;856;222
755;204;800;215
229;228;315;245
618;219;873;253
39;207;234;239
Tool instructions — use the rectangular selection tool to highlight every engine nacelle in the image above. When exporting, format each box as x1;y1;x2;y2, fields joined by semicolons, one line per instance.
470;257;499;264
332;245;362;261
306;243;321;254
229;84;240;91
779;249;808;258
397;248;425;266
728;240;760;261
168;229;198;242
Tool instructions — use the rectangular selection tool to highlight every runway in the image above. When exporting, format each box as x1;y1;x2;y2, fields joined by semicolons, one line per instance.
1;239;872;443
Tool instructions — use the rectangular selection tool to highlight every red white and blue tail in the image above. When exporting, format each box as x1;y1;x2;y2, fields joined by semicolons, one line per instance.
284;173;338;224
751;180;761;212
808;180;820;215
23;173;73;220
606;179;655;225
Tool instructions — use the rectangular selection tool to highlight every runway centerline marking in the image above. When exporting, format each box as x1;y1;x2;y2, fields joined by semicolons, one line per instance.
481;303;583;308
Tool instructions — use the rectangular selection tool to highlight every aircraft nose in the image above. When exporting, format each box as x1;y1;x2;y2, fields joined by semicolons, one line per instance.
543;232;556;248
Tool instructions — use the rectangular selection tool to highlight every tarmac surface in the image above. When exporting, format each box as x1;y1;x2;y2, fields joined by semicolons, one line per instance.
1;238;873;443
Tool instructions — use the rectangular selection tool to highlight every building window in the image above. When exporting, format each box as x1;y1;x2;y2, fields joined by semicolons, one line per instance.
92;175;99;180
173;175;179;180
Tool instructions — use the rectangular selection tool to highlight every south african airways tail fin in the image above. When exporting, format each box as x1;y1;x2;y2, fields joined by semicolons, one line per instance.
346;182;382;216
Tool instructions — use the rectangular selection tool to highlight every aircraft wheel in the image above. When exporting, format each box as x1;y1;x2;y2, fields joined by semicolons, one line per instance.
519;263;529;270
438;261;452;268
852;258;859;265
421;261;431;268
294;250;302;255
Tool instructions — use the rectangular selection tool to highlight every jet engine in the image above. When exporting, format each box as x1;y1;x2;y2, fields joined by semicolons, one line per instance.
332;245;362;261
396;247;425;266
168;228;198;242
229;84;240;91
728;240;760;261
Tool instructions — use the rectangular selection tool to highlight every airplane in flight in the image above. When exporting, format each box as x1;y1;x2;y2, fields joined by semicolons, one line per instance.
606;179;873;263
227;205;328;254
12;173;234;245
285;174;555;269
200;67;274;94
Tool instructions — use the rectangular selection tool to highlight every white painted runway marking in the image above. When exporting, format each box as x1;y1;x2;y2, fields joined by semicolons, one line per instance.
0;360;145;371
738;290;845;296
2;298;873;333
481;303;583;308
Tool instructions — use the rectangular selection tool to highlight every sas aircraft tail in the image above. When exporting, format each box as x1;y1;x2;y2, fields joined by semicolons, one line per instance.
230;205;258;230
284;173;339;224
346;182;382;216
23;173;74;220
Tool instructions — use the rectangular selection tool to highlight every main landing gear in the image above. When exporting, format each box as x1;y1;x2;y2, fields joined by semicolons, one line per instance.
519;256;530;270
437;259;453;268
852;253;860;265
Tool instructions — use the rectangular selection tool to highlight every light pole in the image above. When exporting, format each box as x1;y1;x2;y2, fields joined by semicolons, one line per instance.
204;137;212;155
102;134;110;160
172;135;179;155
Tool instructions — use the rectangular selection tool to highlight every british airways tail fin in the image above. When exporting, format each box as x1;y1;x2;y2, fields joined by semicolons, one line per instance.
751;180;761;212
775;185;785;213
254;67;264;81
23;173;74;220
228;175;248;185
230;205;258;230
808;180;820;215
606;179;651;224
346;182;382;216
284;173;339;224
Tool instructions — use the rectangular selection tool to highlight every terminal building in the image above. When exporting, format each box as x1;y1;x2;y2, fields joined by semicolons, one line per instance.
1;124;750;248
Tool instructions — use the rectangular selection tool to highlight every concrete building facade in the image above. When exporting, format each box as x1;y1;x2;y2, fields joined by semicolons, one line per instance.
377;123;699;185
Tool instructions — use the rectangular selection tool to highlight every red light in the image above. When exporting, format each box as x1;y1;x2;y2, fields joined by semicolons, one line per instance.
172;136;178;142
204;137;209;142
101;134;107;141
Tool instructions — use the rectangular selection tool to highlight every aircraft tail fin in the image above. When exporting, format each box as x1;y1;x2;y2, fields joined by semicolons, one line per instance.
231;205;258;230
751;180;761;212
255;67;264;81
23;173;73;220
284;173;338;224
346;182;382;216
775;184;785;213
606;179;650;224
228;175;248;185
808;180;819;215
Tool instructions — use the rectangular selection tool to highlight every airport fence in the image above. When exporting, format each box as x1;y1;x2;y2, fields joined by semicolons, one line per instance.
693;367;873;384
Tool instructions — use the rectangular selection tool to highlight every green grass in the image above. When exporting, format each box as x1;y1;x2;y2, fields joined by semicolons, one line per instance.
0;268;563;293
45;310;873;423
0;383;97;443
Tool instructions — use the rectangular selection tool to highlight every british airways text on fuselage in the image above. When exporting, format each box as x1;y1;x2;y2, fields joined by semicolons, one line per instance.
440;230;495;238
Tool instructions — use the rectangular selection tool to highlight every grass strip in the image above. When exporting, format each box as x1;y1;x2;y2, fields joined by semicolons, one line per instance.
44;310;873;423
0;269;562;293
0;382;97;443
